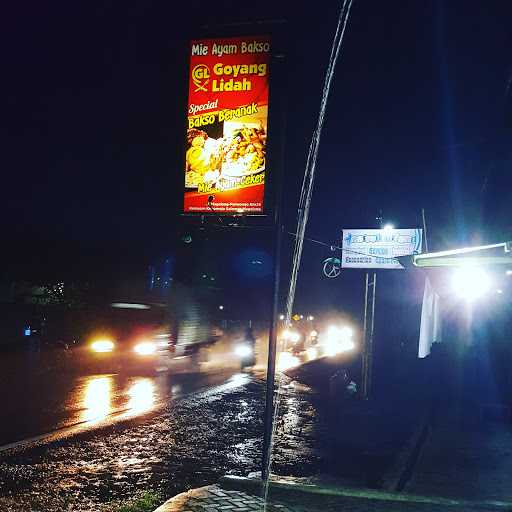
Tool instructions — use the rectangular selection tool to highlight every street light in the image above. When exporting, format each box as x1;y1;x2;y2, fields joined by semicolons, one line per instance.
452;266;492;302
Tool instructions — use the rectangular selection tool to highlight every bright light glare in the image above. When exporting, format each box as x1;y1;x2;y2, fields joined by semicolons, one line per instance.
235;344;253;357
308;315;315;321
279;314;285;320
134;341;157;355
277;352;300;372
281;329;301;343
310;330;318;338
383;224;395;232
306;347;318;360
324;325;355;357
91;339;115;353
341;326;353;338
290;331;300;343
506;270;512;276
452;267;492;301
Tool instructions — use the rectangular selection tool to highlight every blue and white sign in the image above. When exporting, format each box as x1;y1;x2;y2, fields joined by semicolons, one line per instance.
342;228;422;269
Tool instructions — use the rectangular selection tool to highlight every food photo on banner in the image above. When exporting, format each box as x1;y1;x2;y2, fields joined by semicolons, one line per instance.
183;36;271;214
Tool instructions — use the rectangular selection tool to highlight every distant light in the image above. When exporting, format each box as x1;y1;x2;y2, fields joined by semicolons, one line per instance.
202;274;207;279
383;224;395;232
452;267;492;302
306;347;318;360
281;329;301;343
235;344;253;357
279;314;285;320
219;305;224;310
24;327;31;337
341;326;354;339
277;352;300;372
111;303;150;310
300;315;304;319
497;289;503;294
308;315;314;321
323;325;356;356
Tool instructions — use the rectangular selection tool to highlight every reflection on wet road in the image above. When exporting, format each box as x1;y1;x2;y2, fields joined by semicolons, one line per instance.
0;351;244;448
79;375;157;424
82;376;113;423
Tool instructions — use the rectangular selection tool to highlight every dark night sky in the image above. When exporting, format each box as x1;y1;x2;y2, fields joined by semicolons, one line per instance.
3;1;511;319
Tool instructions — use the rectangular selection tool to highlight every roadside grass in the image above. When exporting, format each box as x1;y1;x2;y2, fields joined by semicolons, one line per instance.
112;492;163;512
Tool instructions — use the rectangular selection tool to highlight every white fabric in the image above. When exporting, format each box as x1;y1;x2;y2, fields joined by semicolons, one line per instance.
418;276;442;358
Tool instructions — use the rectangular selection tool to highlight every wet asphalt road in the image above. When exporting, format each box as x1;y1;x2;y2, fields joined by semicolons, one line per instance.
0;349;245;447
0;348;326;511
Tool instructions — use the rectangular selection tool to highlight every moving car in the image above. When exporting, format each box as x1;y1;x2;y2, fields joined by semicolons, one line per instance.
80;302;172;373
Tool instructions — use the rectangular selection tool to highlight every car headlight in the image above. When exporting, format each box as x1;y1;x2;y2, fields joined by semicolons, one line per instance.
235;344;253;357
281;329;301;343
134;341;157;355
91;339;115;353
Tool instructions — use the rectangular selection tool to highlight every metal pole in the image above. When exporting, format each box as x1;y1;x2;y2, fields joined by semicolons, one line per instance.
362;272;369;399
367;272;377;399
262;49;287;481
262;220;282;480
421;208;429;253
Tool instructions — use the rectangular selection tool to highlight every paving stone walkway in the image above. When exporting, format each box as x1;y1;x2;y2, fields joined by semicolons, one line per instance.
154;485;296;512
153;480;512;512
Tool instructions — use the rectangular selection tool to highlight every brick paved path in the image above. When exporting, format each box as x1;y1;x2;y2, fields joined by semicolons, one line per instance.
154;485;296;512
153;480;512;512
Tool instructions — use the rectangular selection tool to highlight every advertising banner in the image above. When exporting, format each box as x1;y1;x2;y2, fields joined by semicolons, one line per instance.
341;228;423;269
183;36;271;214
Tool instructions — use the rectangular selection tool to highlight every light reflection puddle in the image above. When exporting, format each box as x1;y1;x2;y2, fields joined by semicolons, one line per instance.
126;378;156;415
81;376;113;423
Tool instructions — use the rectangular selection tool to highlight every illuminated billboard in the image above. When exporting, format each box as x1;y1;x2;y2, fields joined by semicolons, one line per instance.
183;36;271;214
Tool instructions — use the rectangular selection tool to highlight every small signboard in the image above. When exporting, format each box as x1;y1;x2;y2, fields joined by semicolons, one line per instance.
341;229;422;269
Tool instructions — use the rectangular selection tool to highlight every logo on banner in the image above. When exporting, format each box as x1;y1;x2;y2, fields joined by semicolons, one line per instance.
192;64;210;92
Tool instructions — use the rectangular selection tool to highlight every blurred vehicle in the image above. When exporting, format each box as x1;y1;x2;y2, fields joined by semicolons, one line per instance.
235;325;256;370
79;302;172;373
277;321;359;380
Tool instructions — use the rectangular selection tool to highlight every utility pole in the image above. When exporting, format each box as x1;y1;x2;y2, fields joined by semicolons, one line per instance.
361;211;383;400
362;272;377;399
262;46;286;482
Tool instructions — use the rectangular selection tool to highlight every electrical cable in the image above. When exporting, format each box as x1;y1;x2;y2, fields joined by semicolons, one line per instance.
262;0;355;499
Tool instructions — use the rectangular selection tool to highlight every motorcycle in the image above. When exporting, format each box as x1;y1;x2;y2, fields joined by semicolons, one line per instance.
235;327;256;370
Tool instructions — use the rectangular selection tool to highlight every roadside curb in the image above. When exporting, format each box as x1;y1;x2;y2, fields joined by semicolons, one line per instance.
382;407;432;491
153;484;296;512
153;486;214;512
219;475;512;511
